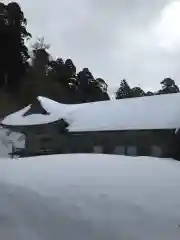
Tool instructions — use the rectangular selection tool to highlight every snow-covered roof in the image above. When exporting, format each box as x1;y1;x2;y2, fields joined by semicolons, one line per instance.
1;104;61;126
2;93;180;131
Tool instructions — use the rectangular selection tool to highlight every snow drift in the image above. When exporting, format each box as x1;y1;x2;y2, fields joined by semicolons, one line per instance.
0;154;180;240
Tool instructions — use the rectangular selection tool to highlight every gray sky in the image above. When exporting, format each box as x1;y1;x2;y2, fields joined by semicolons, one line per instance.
4;0;180;95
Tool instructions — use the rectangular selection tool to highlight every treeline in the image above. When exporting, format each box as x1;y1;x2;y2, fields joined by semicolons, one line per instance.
27;38;110;103
0;2;179;106
0;2;109;104
116;78;179;99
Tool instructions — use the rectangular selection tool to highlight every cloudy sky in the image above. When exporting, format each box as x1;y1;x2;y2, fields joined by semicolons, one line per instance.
3;0;180;94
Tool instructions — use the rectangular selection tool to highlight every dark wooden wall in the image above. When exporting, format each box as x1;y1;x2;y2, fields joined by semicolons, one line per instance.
24;128;176;158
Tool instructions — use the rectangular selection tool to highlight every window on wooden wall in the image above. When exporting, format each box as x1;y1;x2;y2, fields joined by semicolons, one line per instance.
151;146;162;157
126;146;137;156
114;146;126;155
93;146;103;153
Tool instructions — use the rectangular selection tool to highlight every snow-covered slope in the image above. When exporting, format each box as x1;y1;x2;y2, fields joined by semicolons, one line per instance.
0;154;180;240
2;93;180;131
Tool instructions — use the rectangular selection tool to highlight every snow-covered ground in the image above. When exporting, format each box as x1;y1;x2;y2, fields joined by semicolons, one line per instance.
0;154;180;240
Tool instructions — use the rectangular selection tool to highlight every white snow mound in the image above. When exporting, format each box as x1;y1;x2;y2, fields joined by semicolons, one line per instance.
0;154;180;240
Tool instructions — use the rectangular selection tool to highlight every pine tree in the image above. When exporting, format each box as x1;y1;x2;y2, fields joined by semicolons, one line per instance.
116;79;133;99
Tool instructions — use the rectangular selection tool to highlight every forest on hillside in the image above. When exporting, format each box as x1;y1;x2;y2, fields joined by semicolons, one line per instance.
0;2;179;106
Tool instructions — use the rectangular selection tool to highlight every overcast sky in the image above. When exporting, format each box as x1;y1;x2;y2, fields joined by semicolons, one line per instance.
4;0;180;94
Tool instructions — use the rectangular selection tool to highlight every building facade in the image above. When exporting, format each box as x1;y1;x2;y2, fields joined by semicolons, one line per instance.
2;93;180;160
5;122;178;160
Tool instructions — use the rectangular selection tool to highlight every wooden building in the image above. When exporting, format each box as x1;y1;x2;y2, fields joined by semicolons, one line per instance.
1;93;180;159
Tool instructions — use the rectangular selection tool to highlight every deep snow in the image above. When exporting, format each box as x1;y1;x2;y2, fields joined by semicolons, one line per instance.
2;93;180;131
0;154;180;239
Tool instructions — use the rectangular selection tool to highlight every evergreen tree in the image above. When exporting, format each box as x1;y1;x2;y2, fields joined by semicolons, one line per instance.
0;2;110;104
0;3;8;88
6;2;31;92
158;78;179;95
31;37;50;75
146;91;154;96
116;79;133;99
116;80;156;99
0;2;31;92
77;68;109;102
48;58;65;81
96;78;108;92
131;87;145;98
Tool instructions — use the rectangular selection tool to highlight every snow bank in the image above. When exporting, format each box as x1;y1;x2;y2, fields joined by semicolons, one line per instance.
2;93;180;131
0;154;180;240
